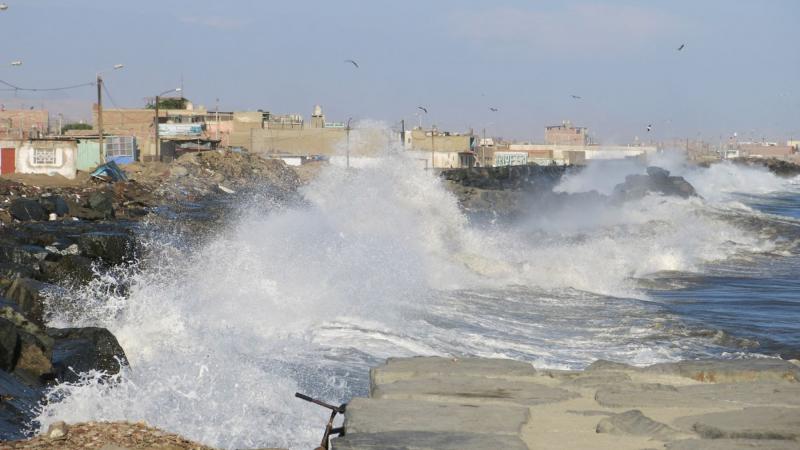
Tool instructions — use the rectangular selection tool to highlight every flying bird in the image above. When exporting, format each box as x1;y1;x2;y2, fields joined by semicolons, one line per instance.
570;95;582;100
344;59;359;68
417;106;428;114
489;107;499;112
647;124;653;132
677;44;685;51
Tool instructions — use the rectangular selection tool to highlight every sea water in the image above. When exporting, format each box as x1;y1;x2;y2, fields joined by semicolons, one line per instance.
36;131;800;449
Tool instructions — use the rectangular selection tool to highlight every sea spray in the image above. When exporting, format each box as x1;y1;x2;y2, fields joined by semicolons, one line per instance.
35;129;795;449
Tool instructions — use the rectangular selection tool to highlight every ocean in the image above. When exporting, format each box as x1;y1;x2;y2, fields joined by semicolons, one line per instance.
34;144;800;449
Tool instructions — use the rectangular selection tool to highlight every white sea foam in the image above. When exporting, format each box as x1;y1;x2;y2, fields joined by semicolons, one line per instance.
36;127;793;449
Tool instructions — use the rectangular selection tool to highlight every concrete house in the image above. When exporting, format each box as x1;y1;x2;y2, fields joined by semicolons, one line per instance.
13;138;79;179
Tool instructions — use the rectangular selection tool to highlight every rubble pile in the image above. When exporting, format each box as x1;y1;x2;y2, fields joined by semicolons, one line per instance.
1;421;217;450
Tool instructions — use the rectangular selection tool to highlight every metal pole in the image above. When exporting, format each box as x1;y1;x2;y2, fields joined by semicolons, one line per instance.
154;95;160;162
482;127;486;167
346;118;352;169
431;127;435;169
97;74;104;163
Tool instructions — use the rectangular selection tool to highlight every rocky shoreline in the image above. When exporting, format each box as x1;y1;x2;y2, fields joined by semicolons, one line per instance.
0;150;300;441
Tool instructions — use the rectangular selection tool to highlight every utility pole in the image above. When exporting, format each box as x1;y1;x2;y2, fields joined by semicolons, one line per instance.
346;117;352;169
154;95;160;162
400;119;405;147
58;113;63;135
96;74;104;164
431;126;436;170
482;128;486;168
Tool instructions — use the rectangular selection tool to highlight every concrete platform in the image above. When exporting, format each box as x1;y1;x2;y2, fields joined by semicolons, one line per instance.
335;356;800;450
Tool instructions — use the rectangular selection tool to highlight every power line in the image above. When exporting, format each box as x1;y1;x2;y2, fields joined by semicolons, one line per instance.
0;78;95;92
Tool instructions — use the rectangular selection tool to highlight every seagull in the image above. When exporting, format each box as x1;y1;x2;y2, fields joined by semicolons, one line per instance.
677;44;685;51
344;59;359;68
570;95;582;100
417;106;428;114
647;124;653;132
489;107;499;112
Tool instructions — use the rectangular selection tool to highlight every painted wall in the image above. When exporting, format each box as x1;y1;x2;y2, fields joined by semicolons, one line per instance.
16;140;78;179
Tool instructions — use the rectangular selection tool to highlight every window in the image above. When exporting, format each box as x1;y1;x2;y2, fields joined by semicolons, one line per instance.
105;136;136;158
33;148;56;165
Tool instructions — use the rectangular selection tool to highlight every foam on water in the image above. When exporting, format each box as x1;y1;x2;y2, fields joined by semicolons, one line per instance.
35;129;797;449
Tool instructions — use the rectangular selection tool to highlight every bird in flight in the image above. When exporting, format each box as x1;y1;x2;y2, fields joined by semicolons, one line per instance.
489;107;499;112
646;124;653;132
417;106;428;113
570;95;582;100
344;59;359;68
677;44;685;51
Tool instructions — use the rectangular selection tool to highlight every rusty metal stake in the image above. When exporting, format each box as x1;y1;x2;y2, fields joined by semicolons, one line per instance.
295;392;347;450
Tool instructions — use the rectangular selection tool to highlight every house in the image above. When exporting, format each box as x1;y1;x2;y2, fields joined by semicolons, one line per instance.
2;138;79;179
403;128;476;169
545;121;589;146
0;109;49;140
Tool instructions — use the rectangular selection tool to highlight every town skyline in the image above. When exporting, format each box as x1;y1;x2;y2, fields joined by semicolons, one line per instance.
1;0;798;142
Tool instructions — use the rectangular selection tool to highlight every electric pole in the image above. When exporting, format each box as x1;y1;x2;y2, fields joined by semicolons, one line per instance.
154;95;160;162
346;117;352;169
431;126;436;169
96;75;104;164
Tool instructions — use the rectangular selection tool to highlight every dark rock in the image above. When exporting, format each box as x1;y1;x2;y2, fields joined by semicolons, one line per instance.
87;190;115;219
38;195;69;217
0;317;19;371
77;231;135;265
8;199;46;222
0;370;41;441
3;278;57;328
0;244;48;266
67;199;106;220
612;166;697;201
47;327;128;382
39;254;95;285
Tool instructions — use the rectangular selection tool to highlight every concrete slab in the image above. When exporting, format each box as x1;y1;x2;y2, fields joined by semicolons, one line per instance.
330;431;528;450
675;407;800;440
595;409;687;442
595;382;800;408
372;376;578;406
344;398;530;436
370;357;537;388
644;359;800;383
666;439;800;450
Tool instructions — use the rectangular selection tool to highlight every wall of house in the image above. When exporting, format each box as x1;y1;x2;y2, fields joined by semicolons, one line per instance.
545;124;589;146
0;110;49;139
250;127;390;157
740;144;795;158
409;130;473;152
16;140;78;179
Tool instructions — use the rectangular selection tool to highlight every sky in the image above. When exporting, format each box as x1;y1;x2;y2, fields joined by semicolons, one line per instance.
0;0;798;143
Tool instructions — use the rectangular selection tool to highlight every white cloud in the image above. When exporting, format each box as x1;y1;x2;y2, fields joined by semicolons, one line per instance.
449;4;682;54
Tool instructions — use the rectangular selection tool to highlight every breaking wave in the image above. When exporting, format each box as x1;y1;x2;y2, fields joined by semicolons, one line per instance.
36;129;799;449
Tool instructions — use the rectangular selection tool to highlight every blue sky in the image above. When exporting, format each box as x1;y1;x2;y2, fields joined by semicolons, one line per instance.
1;0;798;143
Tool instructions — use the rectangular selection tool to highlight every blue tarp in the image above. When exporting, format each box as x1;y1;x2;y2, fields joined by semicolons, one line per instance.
90;160;128;182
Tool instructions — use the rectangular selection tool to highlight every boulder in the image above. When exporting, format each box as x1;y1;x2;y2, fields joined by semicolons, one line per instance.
39;254;95;285
77;231;136;265
644;359;800;383
47;327;128;382
0;317;18;371
3;277;57;328
38;195;69;217
0;370;42;441
611;166;697;201
8;199;46;222
88;190;115;219
0;307;54;382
